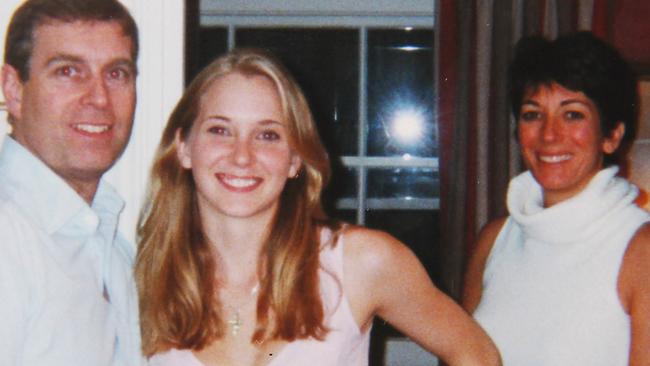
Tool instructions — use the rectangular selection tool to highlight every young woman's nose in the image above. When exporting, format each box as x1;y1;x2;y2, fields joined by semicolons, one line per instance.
231;137;253;166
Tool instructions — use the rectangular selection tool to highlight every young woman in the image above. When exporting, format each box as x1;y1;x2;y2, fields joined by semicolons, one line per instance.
136;49;500;366
463;32;650;365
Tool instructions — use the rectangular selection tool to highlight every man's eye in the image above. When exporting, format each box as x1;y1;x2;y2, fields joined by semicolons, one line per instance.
55;66;79;77
107;67;134;82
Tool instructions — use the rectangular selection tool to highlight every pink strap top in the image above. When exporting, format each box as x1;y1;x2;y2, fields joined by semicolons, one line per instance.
149;226;371;366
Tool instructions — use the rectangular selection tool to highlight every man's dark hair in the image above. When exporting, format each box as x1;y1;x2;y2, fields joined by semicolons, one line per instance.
5;0;139;81
509;32;638;165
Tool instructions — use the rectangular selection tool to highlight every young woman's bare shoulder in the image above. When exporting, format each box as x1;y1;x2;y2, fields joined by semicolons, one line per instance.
341;225;429;328
341;225;409;271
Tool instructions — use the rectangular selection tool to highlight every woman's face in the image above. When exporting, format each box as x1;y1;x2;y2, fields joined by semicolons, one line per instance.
517;83;623;206
176;72;301;222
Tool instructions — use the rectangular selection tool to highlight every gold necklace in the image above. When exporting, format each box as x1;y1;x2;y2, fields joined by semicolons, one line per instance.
223;283;259;336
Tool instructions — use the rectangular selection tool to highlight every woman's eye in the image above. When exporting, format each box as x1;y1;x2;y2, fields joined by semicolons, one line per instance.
565;111;585;120
259;130;280;141
207;126;229;135
519;111;541;121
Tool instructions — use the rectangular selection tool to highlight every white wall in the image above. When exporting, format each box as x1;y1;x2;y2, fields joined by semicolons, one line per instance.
105;0;185;241
630;81;650;211
385;338;439;365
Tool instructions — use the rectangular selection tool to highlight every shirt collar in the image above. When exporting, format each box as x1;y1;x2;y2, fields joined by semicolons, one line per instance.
0;136;124;235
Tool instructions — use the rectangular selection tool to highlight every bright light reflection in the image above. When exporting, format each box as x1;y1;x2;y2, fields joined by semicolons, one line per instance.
402;153;412;161
391;108;424;144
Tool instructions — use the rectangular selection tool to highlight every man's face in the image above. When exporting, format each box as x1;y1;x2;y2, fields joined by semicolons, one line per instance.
2;20;136;200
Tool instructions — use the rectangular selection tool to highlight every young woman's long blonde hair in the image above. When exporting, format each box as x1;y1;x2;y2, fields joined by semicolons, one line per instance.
135;48;338;356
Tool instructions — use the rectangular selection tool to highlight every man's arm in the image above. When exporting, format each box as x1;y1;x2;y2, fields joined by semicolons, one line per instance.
0;203;33;364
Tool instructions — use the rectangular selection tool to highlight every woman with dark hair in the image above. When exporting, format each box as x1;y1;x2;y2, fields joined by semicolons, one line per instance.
136;48;501;366
463;32;650;365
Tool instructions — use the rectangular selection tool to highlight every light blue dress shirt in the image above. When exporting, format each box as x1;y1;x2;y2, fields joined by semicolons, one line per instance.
0;137;143;365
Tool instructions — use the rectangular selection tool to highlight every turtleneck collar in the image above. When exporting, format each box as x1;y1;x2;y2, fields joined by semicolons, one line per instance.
507;166;639;244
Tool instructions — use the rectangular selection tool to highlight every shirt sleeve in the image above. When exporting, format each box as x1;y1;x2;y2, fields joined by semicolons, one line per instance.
0;203;37;364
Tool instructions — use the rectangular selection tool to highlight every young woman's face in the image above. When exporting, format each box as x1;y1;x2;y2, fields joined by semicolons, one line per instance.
177;72;301;221
517;83;623;206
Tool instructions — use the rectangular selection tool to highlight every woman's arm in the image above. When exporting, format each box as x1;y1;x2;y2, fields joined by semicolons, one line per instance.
343;226;501;366
618;223;650;366
462;218;506;313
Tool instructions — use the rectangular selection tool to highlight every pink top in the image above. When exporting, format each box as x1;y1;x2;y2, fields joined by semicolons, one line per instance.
149;227;371;366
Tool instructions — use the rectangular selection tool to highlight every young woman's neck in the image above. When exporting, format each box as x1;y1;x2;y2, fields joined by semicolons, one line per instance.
200;211;273;284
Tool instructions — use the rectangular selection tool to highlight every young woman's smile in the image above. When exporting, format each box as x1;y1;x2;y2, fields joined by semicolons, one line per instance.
214;173;262;192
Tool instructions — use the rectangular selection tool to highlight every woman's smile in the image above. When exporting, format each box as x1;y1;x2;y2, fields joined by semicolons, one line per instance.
215;173;262;191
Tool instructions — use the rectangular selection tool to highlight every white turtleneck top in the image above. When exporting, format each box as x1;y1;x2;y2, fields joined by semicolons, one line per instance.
473;166;650;366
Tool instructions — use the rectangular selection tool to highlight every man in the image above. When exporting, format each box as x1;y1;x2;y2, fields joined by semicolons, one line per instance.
0;0;142;364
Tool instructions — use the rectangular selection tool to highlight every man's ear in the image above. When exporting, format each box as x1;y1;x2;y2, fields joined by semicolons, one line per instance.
2;64;24;121
602;122;625;154
175;128;192;169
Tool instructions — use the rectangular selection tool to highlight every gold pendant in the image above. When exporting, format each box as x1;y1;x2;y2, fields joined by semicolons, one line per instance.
228;310;243;336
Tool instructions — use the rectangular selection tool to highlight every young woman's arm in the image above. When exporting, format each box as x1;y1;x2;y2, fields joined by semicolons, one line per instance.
343;226;501;366
461;218;506;313
618;223;650;366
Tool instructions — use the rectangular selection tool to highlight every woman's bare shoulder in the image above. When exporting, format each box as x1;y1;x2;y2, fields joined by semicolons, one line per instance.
619;222;650;310
339;225;418;328
462;217;508;312
471;217;508;267
340;225;410;268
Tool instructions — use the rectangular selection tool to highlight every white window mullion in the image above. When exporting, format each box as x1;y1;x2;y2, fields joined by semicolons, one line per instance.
356;27;369;225
227;24;236;50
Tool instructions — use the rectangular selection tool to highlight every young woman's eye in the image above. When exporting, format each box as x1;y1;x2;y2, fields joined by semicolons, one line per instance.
519;110;541;122
259;130;280;141
564;111;585;121
207;126;229;135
